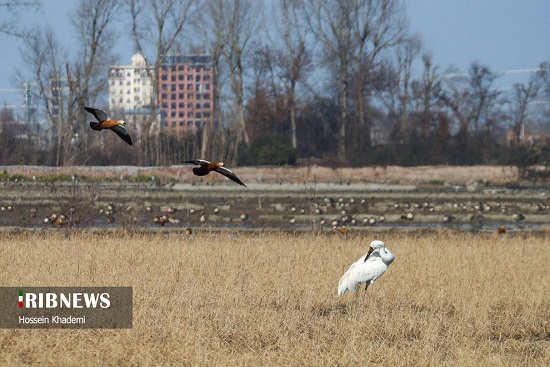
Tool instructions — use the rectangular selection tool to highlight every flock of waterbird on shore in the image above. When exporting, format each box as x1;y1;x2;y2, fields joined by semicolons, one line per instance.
84;106;393;296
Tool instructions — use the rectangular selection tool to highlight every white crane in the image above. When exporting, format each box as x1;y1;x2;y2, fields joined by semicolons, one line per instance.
338;240;395;296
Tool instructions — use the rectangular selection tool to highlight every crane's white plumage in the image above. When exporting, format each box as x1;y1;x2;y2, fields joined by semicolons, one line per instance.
338;240;395;296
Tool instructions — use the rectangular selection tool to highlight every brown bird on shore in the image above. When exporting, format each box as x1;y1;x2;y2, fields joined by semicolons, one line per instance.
84;106;133;145
182;159;246;187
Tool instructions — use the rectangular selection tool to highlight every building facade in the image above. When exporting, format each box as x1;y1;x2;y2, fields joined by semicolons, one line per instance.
157;54;214;133
109;53;155;111
108;53;156;136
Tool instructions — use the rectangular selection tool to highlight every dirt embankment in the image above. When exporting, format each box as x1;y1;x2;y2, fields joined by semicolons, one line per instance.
1;165;522;185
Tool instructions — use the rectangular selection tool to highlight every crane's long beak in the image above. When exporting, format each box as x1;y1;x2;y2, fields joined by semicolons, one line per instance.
364;246;374;262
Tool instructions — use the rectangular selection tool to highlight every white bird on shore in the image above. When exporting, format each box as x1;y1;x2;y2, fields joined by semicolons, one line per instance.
338;240;395;296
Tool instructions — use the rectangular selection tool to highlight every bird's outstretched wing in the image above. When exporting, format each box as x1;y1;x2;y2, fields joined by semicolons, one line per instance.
181;159;211;165
214;166;246;187
84;106;108;122
110;125;133;146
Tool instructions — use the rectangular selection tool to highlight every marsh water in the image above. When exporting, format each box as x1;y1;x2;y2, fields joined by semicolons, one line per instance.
1;179;549;233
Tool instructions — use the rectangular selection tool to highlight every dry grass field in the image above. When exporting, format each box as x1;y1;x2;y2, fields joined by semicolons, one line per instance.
0;230;549;366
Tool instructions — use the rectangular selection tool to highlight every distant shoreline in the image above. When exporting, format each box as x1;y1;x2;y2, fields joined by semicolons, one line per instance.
0;165;532;186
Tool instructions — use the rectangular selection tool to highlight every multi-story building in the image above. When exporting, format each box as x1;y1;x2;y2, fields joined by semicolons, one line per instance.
48;78;69;120
108;53;155;135
157;54;214;133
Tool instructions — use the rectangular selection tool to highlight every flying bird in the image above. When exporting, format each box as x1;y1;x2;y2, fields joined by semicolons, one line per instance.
84;106;133;145
338;240;395;296
181;159;246;187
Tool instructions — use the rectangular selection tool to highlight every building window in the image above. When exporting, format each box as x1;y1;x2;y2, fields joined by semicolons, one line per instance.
161;75;167;80
196;112;201;118
171;121;176;127
171;75;176;81
195;121;201;128
187;121;192;126
179;102;184;108
179;121;184;126
171;103;176;109
203;112;211;118
205;84;210;90
187;75;192;81
179;111;184;117
161;93;167;99
187;111;193;117
195;75;201;82
203;93;210;99
162;84;167;90
187;93;193;99
204;75;211;81
178;75;184;80
179;93;184;99
162;102;168;108
178;84;184;90
171;111;176;117
187;102;193;108
171;84;176;91
203;102;211;109
171;94;176;100
187;84;192;90
196;103;201;109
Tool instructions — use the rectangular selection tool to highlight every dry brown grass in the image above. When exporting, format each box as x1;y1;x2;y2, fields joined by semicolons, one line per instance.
0;230;549;366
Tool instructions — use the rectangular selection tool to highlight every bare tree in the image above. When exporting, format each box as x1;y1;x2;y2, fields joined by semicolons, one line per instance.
272;0;311;150
535;62;550;120
71;0;122;162
509;80;539;144
376;37;421;141
440;63;501;135
221;0;261;150
127;0;197;164
303;0;406;163
410;53;444;139
0;1;41;38
20;27;69;166
199;0;229;160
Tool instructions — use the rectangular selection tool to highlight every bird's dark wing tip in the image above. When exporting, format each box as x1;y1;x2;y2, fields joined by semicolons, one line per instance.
111;125;133;146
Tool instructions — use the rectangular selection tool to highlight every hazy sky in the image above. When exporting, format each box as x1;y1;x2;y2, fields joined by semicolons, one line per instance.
1;0;549;107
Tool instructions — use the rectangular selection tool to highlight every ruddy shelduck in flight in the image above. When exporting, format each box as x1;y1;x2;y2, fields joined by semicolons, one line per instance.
84;106;133;145
182;159;246;187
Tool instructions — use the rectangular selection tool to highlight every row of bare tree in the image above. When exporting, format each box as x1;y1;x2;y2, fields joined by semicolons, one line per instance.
2;0;550;167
